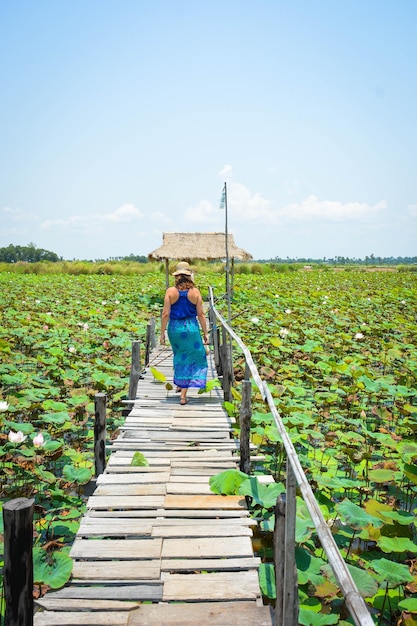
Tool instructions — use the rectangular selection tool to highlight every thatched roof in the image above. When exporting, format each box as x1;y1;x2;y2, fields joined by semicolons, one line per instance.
148;232;252;261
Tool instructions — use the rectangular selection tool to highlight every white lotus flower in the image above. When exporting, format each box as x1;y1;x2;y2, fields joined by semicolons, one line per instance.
354;332;364;340
33;433;44;447
8;430;27;444
251;317;260;324
0;401;9;412
68;346;76;353
83;323;89;331
285;309;292;314
279;328;289;338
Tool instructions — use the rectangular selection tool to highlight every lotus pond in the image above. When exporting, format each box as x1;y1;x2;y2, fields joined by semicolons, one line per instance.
1;268;417;624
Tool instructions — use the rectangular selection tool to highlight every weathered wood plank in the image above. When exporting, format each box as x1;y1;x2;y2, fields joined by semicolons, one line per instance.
70;538;162;559
86;495;165;509
161;556;261;571
35;599;138;611
161;536;254;558
71;560;160;580
78;518;153;536
128;601;273;626
152;524;252;537
42;584;162;601
162;570;260;601
166;482;212;495
88;508;250;518
94;484;166;496
164;494;247;510
97;472;170;484
34;611;129;625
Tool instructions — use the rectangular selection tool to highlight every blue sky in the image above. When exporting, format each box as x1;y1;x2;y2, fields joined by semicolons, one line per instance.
1;1;416;261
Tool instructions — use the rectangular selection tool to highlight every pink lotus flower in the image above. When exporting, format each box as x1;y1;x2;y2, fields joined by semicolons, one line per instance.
33;432;44;447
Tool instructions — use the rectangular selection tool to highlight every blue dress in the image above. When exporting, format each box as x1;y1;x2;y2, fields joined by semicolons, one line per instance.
167;290;208;389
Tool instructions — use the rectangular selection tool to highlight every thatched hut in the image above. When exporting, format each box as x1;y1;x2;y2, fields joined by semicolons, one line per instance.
149;232;252;286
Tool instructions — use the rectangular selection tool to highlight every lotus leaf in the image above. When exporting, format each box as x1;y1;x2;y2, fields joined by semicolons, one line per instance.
376;536;417;554
33;547;73;589
398;598;417;613
298;608;339;625
238;477;285;509
371;558;414;587
209;469;249;495
131;452;149;467
258;562;276;599
336;499;384;530
62;464;92;485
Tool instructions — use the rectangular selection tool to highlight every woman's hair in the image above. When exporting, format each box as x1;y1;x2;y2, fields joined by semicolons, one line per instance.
175;274;195;290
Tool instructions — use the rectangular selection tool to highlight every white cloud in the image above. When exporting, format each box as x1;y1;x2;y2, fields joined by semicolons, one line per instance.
105;203;143;223
278;196;387;222
41;203;144;232
182;167;387;229
2;206;38;222
408;204;417;218
183;200;217;223
219;164;233;178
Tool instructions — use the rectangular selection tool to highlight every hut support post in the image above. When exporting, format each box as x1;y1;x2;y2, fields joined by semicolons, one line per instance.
165;258;169;288
3;497;34;626
274;460;298;626
94;393;107;477
128;340;141;401
239;361;252;475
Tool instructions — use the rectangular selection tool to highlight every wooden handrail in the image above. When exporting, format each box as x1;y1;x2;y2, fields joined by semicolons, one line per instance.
208;287;374;626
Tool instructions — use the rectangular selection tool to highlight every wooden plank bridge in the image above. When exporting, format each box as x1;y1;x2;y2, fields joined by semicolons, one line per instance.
34;346;273;626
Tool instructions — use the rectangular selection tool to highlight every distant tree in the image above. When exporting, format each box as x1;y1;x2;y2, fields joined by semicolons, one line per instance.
0;243;61;263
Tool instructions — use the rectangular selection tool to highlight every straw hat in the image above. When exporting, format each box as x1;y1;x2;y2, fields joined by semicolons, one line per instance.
172;261;192;276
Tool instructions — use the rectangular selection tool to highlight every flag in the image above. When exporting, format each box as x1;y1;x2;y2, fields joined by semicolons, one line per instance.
219;183;226;209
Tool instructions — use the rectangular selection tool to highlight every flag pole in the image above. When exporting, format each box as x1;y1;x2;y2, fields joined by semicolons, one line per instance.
223;182;231;324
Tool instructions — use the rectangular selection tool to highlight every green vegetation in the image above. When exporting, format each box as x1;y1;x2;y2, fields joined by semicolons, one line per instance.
0;268;416;624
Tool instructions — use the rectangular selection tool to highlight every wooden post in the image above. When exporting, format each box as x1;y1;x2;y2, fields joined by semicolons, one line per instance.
239;362;252;475
274;460;298;626
145;319;155;367
220;327;231;402
274;492;286;626
128;340;141;401
149;317;156;350
284;461;298;625
3;497;34;626
94;393;107;477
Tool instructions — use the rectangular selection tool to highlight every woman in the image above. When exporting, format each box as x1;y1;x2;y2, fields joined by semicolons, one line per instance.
159;261;209;405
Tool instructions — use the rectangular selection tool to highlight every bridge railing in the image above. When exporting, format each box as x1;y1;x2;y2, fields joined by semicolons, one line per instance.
208;287;374;626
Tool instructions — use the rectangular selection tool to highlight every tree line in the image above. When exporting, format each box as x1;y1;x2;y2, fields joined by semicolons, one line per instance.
0;243;415;266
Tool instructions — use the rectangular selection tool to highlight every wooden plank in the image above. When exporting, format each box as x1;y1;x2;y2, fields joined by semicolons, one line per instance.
161;556;261;571
78;519;153;536
152;524;252;537
164;494;247;510
86;495;165;509
35;599;138;611
88;508;250;518
128;601;273;626
94;484;166;496
161;536;254;558
162;570;260;601
72;560;160;580
70;538;162;559
166;482;212;495
42;584;162;601
97;472;170;484
34;611;129;625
